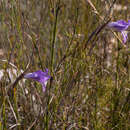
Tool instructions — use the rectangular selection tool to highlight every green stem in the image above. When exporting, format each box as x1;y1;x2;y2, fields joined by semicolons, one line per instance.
50;4;60;72
45;2;60;130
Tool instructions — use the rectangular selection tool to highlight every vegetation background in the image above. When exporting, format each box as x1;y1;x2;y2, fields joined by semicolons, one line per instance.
0;0;129;129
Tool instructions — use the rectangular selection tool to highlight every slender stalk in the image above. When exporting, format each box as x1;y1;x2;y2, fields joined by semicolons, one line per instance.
50;3;60;72
45;1;60;129
112;41;120;128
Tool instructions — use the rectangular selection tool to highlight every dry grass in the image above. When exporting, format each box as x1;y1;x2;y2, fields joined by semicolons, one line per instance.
0;0;129;129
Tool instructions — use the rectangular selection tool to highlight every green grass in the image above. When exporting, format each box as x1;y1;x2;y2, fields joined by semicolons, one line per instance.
0;0;129;129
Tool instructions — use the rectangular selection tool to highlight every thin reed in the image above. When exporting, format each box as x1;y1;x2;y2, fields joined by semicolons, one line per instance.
0;0;129;129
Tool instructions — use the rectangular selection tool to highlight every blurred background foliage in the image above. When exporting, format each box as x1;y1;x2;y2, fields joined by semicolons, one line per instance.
0;0;129;129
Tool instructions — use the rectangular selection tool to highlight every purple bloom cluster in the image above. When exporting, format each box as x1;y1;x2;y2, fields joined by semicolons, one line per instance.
24;69;51;92
107;20;130;43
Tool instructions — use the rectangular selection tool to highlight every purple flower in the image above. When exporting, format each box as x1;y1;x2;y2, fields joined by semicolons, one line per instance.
107;20;130;43
24;69;51;92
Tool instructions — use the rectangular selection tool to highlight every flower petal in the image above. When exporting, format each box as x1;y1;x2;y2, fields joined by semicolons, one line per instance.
108;22;126;31
121;31;128;43
107;20;129;31
24;69;51;92
24;72;40;81
42;83;46;92
24;73;34;79
116;20;128;26
107;20;130;44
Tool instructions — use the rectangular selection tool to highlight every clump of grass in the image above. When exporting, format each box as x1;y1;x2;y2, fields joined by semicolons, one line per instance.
0;0;129;129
